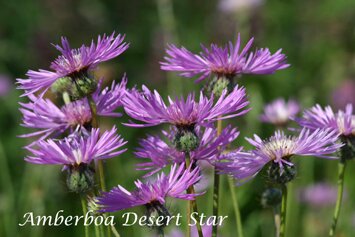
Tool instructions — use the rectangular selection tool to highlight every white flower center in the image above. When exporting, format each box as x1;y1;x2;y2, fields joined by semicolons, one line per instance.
262;138;296;160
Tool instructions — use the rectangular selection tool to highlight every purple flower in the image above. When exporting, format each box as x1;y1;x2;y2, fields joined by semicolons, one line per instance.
25;127;127;166
217;128;342;182
135;125;240;176
332;80;355;109
297;183;346;207
298;104;355;137
96;163;202;212
17;32;129;95
122;85;249;128
160;34;289;82
20;77;127;139
260;98;300;126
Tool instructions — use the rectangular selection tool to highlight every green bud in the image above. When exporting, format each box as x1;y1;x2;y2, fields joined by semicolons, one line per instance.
268;162;297;185
66;164;95;193
261;188;282;208
145;201;171;230
51;75;97;101
71;75;97;100
173;129;199;152
51;77;73;94
207;76;234;97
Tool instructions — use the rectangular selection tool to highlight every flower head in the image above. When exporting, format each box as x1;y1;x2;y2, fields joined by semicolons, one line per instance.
20;77;127;139
160;34;289;82
217;128;341;183
25;126;127;166
135;125;239;176
298;104;355;137
122;85;249;128
96;163;202;212
17;32;129;95
260;98;300;126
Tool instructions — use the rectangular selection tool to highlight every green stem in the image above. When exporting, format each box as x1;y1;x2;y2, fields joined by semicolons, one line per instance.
97;160;107;192
212;119;223;237
273;206;281;237
81;196;89;237
62;91;71;105
280;185;288;237
227;177;244;237
185;157;204;237
329;161;346;236
110;225;121;237
94;223;100;237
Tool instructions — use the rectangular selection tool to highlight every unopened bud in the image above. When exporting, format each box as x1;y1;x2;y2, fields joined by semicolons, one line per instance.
145;201;171;231
268;162;296;185
173;128;199;152
261;188;282;208
207;76;234;97
51;75;97;100
66;164;95;193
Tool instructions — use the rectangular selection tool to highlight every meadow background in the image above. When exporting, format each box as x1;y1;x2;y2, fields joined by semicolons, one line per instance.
1;0;355;236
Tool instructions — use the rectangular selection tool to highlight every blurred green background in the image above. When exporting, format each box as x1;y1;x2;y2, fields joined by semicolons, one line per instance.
1;0;355;236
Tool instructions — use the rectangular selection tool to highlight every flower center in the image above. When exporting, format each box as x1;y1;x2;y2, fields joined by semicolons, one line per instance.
262;138;296;160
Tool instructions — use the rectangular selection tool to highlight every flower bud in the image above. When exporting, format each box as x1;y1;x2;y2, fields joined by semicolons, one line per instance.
207;76;234;97
261;188;282;208
51;76;73;94
66;164;95;193
268;162;297;185
51;75;97;100
173;127;199;152
145;201;171;232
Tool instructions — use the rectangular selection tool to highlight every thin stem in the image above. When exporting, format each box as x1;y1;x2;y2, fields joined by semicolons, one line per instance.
185;157;204;237
94;223;100;237
97;161;107;192
280;185;288;237
227;177;244;237
62;91;71;105
329;160;347;236
273;206;281;237
81;196;89;237
186;196;191;237
111;225;121;237
158;228;165;237
212;119;223;237
88;95;115;237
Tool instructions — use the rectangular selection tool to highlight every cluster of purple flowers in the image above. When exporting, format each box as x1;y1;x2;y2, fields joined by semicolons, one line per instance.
17;31;352;236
